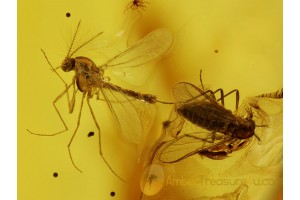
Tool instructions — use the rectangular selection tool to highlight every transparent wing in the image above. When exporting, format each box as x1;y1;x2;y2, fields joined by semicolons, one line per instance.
172;82;216;104
164;108;186;138
158;132;229;163
101;28;173;85
99;85;155;144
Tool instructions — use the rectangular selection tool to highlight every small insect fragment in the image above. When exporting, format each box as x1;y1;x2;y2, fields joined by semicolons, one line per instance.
192;184;248;200
125;0;148;12
66;12;71;18
256;88;283;98
53;172;58;178
87;131;94;137
110;191;115;197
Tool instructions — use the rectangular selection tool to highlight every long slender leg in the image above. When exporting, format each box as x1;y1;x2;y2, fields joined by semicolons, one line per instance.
198;69;240;110
41;49;74;113
27;83;74;136
69;77;77;113
214;89;240;110
86;97;126;182
213;89;225;105
67;93;85;173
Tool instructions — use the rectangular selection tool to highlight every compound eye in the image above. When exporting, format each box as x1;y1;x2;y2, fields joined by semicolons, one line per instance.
61;58;75;72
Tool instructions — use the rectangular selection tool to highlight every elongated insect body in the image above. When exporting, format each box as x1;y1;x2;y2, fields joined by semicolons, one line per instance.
62;55;158;103
158;82;283;164
102;83;157;104
173;82;255;140
177;102;255;139
157;72;279;164
28;21;174;180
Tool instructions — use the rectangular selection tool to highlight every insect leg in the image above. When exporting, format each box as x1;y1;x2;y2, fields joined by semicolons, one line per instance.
214;89;240;110
86;96;125;182
27;83;73;136
67;93;85;173
41;49;75;114
69;77;77;113
212;89;225;105
199;69;205;90
199;69;240;109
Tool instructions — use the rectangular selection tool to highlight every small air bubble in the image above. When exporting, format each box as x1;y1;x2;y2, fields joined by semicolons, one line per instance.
66;12;71;18
53;172;58;178
110;191;115;197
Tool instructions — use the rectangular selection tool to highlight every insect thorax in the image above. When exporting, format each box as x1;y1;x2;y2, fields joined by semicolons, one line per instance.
73;56;104;93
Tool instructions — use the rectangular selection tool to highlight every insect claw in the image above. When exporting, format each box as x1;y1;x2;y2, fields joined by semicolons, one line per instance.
253;133;261;141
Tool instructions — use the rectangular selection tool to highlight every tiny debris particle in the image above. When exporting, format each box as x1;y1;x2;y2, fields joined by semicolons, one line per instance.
214;49;219;53
53;172;58;178
110;191;115;197
66;12;71;17
88;131;95;137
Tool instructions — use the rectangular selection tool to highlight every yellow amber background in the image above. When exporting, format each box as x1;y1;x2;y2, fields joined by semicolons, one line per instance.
18;0;282;199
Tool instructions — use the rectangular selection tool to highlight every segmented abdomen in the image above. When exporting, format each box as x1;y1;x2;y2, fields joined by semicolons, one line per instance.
256;88;283;98
104;83;157;104
177;102;235;134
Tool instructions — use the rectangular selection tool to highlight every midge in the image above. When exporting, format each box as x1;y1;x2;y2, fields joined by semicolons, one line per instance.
157;71;265;163
27;21;173;181
125;0;149;12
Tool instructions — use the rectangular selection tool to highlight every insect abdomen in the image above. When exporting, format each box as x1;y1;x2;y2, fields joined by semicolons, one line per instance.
105;83;157;104
177;103;234;134
256;88;283;98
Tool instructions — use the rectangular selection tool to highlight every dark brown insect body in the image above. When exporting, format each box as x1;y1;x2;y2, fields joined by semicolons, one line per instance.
177;101;255;139
157;78;258;163
157;73;282;164
174;82;255;140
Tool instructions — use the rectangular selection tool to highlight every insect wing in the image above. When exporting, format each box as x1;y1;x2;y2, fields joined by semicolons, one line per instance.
99;86;154;144
158;132;229;163
172;82;216;104
173;82;237;129
163;107;186;138
103;28;173;85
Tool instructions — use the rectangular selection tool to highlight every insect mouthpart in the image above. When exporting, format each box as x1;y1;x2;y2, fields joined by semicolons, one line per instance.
61;57;75;72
